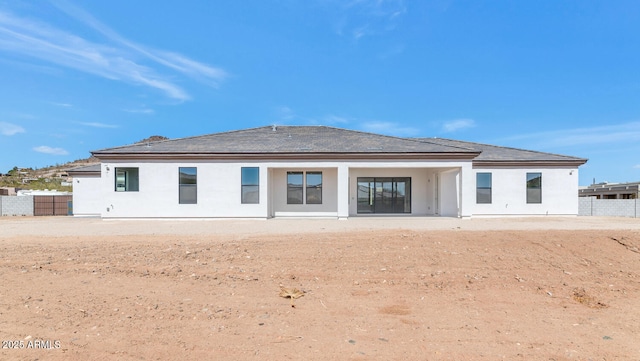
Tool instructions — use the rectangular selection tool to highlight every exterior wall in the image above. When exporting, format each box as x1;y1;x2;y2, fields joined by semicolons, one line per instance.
348;167;433;216
87;159;583;218
271;168;338;216
96;159;469;218
71;175;102;216
470;167;580;216
0;195;34;216
347;163;465;217
579;197;640;217
99;161;269;218
439;169;460;217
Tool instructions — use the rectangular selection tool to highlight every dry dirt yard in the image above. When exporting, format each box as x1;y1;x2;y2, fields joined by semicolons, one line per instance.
1;216;640;360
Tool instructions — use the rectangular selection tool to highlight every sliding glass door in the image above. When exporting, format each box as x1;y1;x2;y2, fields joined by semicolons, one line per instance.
357;177;411;214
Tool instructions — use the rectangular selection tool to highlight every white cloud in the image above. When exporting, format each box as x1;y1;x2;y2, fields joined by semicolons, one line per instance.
360;120;419;136
277;106;296;121
33;145;69;155
122;108;155;115
0;2;226;101
50;102;72;107
52;0;227;85
323;114;350;124
331;0;407;40
502;121;640;149
79;122;118;128
0;121;25;136
442;118;476;132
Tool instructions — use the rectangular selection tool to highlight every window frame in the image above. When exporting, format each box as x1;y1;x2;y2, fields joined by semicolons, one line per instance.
179;167;197;204
241;167;260;204
356;177;411;214
287;171;304;204
286;171;323;205
114;167;139;192
526;172;542;204
305;171;323;204
476;172;492;204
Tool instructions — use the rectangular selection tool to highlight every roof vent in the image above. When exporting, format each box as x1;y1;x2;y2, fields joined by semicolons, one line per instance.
272;125;277;132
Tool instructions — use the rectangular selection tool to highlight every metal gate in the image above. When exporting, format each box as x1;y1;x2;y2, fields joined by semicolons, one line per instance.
33;195;73;216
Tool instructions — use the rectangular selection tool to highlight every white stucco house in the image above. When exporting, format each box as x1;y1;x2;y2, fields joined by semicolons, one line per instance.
67;125;587;219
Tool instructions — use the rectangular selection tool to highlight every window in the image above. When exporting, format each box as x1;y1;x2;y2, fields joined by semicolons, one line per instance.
287;171;323;204
357;177;411;213
306;172;322;204
179;167;197;204
476;173;492;204
526;172;542;203
115;167;139;192
287;172;303;204
241;167;259;204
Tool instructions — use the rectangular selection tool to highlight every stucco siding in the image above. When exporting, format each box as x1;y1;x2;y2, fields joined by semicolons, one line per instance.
82;159;580;219
271;167;338;216
471;167;579;216
349;167;430;216
100;161;269;218
439;169;460;217
71;175;102;216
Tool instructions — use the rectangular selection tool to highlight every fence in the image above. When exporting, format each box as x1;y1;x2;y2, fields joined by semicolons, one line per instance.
579;197;640;218
0;195;72;216
33;195;73;216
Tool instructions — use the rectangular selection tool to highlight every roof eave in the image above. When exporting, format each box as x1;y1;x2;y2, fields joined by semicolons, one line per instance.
67;170;101;176
92;151;481;161
473;159;588;167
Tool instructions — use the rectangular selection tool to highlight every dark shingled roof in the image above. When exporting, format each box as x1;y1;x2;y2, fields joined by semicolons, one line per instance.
419;138;587;164
92;126;478;156
90;125;586;165
67;164;101;175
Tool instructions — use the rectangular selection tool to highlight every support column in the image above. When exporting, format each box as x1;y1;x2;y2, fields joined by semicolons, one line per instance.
337;165;349;219
459;162;474;218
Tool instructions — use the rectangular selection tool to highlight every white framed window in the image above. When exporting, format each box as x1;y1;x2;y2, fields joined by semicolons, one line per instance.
476;173;492;204
306;172;322;204
287;171;322;205
526;172;542;204
179;167;197;204
115;167;139;192
241;167;259;204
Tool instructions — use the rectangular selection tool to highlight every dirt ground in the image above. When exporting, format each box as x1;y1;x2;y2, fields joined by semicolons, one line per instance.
1;217;640;360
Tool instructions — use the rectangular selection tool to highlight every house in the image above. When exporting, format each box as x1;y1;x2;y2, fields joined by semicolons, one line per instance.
579;181;640;199
68;125;587;219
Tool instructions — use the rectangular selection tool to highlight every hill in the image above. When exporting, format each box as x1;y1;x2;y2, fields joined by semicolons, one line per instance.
0;135;168;191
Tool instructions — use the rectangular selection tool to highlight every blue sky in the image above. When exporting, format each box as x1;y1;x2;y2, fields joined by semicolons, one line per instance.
1;0;639;186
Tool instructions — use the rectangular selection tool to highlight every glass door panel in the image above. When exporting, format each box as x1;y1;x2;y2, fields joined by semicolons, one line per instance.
357;177;411;214
357;179;374;213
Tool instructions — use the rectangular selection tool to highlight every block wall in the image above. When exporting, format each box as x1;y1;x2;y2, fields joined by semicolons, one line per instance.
0;196;34;216
579;198;640;218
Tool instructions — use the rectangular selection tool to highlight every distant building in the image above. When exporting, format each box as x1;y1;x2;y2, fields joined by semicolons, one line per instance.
0;187;17;196
579;182;640;199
